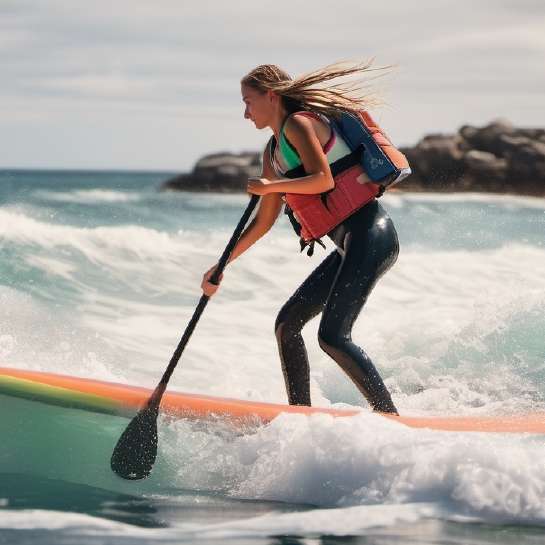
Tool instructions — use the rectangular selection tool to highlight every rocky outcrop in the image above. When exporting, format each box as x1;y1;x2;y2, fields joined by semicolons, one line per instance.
401;120;545;195
162;151;261;192
161;120;545;196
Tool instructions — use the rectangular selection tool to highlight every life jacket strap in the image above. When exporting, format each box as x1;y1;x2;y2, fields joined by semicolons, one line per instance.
285;204;327;256
299;237;327;257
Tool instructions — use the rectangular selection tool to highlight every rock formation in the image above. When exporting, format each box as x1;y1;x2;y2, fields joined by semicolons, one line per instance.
161;120;545;196
401;120;545;195
162;151;261;192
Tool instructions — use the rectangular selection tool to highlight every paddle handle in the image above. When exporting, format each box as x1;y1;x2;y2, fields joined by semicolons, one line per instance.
150;194;260;402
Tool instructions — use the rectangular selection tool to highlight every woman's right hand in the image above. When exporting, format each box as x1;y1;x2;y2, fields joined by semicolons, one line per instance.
201;264;224;297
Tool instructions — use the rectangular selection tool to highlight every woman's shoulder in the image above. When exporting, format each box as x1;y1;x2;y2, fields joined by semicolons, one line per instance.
284;110;331;146
285;110;327;127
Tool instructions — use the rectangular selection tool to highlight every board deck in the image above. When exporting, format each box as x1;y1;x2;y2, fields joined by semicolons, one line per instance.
2;366;545;433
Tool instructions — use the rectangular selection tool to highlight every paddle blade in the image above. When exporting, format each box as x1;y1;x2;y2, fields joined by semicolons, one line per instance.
110;402;159;480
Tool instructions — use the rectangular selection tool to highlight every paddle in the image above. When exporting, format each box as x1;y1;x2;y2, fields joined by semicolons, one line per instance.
111;194;260;480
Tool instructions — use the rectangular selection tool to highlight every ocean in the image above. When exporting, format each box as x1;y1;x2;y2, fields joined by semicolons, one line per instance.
1;169;545;544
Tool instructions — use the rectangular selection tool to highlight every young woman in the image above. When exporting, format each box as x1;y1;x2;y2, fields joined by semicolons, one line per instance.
202;62;399;414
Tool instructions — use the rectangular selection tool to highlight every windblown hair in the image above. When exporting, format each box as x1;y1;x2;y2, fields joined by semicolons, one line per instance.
240;60;389;118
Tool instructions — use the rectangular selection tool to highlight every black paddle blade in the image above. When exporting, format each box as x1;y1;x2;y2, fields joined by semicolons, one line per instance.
110;402;159;480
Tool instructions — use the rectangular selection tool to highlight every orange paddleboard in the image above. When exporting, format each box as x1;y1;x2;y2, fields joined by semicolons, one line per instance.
1;366;545;433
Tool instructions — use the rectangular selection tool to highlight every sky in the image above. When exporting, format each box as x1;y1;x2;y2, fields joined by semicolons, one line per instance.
1;0;544;171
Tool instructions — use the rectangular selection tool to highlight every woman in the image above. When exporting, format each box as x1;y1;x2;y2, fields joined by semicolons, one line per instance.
202;62;399;414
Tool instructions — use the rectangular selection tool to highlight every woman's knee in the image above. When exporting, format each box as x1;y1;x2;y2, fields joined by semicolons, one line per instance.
275;305;300;342
317;323;343;353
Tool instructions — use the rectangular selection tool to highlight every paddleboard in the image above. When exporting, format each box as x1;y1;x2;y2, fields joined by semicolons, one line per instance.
2;366;545;433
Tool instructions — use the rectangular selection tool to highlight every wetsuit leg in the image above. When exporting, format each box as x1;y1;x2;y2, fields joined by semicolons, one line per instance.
318;202;399;413
275;249;342;405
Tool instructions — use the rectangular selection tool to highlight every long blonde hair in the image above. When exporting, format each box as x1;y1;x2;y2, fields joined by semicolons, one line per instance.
241;60;389;118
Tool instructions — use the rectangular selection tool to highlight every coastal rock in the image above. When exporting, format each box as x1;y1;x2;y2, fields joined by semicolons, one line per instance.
162;151;261;192
401;119;545;196
161;120;545;196
402;134;465;190
459;119;515;155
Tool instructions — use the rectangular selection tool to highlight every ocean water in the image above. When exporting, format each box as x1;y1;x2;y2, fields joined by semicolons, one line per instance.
1;169;545;545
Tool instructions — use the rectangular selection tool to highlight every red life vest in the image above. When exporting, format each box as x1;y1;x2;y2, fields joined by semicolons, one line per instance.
270;110;410;247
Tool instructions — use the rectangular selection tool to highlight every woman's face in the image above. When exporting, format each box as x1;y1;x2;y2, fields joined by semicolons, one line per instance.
241;83;274;130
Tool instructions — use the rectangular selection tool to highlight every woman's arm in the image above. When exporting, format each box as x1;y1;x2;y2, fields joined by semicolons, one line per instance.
225;191;283;263
202;145;283;295
228;141;283;262
248;114;335;196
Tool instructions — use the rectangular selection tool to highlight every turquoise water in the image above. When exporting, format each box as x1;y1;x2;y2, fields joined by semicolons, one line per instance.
1;169;545;544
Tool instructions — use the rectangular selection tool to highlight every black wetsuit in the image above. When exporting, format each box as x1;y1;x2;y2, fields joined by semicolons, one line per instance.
274;199;399;413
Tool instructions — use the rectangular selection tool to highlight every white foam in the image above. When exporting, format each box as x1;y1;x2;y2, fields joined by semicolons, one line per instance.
0;504;439;538
0;208;193;259
384;191;545;210
33;189;142;204
0;285;124;382
170;502;441;539
156;410;545;527
0;510;131;531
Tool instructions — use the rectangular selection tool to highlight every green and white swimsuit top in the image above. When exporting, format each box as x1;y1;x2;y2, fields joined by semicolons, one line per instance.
270;111;353;177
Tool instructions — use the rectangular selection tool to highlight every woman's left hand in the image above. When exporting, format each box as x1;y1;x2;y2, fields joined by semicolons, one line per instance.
247;177;273;196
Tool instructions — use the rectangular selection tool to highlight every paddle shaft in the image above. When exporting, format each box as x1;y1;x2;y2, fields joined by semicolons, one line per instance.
149;194;260;406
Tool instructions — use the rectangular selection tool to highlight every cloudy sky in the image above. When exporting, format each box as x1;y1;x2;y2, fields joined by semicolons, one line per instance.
2;0;544;171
